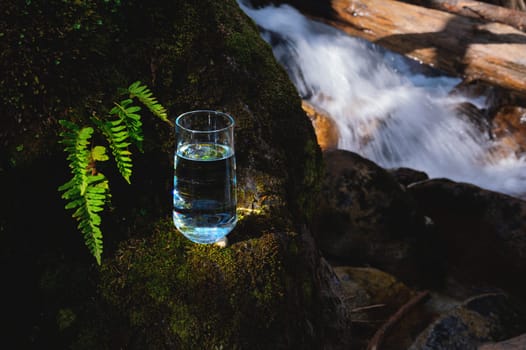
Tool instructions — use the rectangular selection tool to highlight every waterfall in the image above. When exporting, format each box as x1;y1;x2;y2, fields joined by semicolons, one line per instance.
239;2;526;198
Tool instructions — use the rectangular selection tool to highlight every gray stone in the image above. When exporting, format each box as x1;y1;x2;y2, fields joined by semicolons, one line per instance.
410;293;526;350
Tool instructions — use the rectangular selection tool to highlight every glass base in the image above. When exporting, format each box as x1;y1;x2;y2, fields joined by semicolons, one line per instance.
173;211;236;244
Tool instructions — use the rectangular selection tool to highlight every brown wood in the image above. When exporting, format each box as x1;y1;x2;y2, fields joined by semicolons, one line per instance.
313;0;526;95
366;290;430;350
405;0;526;32
479;333;526;349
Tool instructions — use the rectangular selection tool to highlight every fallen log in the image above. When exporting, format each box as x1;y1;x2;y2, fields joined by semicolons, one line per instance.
311;0;526;95
404;0;526;32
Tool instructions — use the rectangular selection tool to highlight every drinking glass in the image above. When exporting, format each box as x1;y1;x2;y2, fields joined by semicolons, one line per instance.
173;110;237;244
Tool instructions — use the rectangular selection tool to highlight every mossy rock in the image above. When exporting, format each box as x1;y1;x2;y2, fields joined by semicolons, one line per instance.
0;0;349;348
93;218;329;349
1;0;320;218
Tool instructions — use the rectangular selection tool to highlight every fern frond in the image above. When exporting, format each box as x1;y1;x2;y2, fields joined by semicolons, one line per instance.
58;121;109;265
59;120;93;195
110;99;144;151
97;120;133;183
58;82;168;264
128;81;172;125
66;174;108;265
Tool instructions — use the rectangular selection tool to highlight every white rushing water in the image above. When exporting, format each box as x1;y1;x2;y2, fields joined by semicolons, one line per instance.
239;2;526;198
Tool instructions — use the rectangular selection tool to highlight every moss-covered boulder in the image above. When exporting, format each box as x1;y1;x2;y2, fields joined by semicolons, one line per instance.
94;219;338;349
1;0;350;348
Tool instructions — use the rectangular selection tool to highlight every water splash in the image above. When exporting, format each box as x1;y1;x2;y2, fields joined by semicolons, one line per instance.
239;2;526;198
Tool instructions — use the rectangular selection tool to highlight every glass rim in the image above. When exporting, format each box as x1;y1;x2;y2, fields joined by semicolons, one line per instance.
175;110;235;134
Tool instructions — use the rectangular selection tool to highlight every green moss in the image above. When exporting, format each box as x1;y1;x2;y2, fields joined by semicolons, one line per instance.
98;217;290;348
224;30;265;68
299;138;323;220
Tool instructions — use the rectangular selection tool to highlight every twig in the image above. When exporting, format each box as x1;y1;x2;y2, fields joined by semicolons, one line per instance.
366;290;430;350
351;319;385;324
351;304;386;313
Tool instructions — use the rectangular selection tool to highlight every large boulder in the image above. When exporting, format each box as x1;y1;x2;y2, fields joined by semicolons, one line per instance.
311;149;428;281
408;179;526;298
0;0;351;348
491;105;526;159
388;167;429;188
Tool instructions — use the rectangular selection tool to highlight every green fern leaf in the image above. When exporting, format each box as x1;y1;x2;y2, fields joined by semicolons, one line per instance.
91;146;109;162
66;174;108;265
110;100;144;151
128;81;172;125
58;121;109;265
97;120;133;183
59;122;93;196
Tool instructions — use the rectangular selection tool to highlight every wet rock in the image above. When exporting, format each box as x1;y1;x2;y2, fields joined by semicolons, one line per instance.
409;293;526;350
388;167;429;187
408;179;526;298
451;78;491;95
302;100;339;150
449;80;526;162
312;149;425;278
491;105;526;158
450;80;521;112
454;101;492;136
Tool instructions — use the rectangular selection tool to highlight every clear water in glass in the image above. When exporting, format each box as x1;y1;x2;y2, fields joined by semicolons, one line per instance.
172;111;237;244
